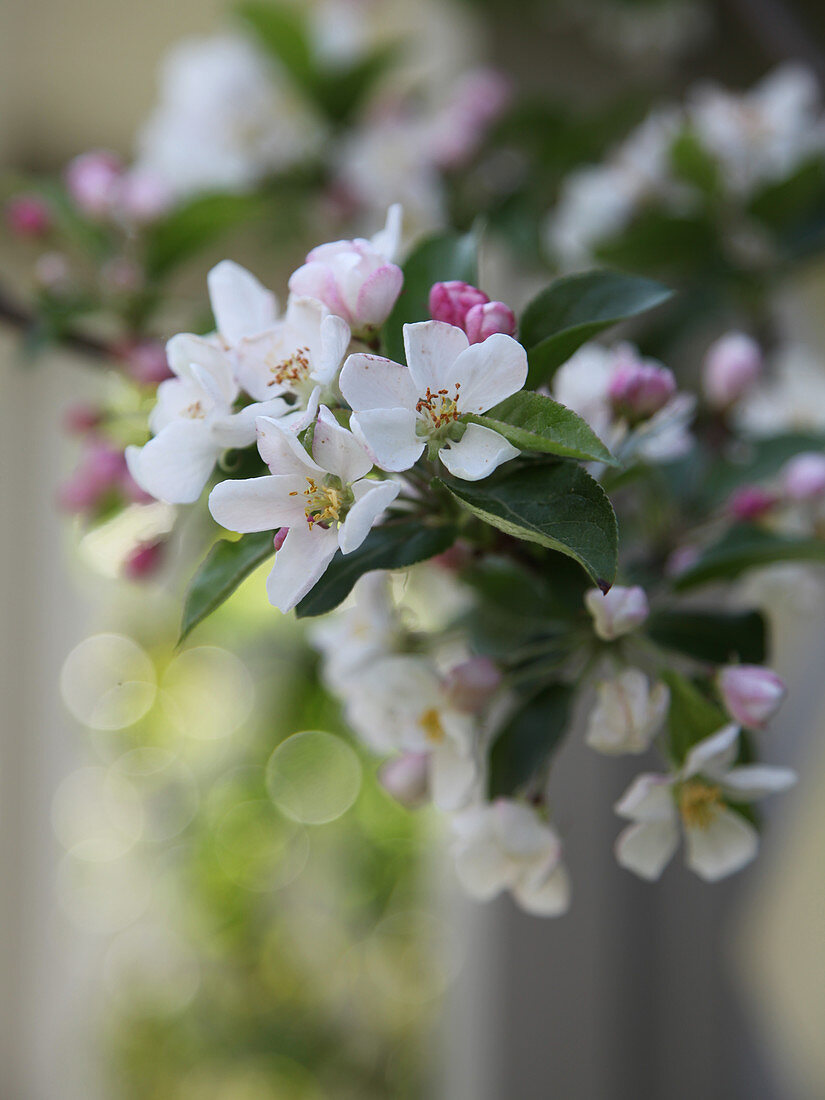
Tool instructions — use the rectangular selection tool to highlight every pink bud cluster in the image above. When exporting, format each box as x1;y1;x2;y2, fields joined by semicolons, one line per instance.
428;281;516;343
703;332;762;410
608;349;676;421
5;194;52;238
58;437;150;516
719;665;786;729
65;150;171;225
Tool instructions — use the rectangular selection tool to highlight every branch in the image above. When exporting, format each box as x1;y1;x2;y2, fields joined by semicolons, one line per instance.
0;284;115;363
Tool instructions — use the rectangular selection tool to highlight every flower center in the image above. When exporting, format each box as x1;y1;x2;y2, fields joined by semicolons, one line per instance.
184;401;206;419
416;384;461;430
267;347;311;388
678;780;723;830
419;707;446;743
290;477;349;530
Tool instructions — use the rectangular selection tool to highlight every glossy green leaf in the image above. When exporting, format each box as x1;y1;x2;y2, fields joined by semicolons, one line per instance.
520;270;673;387
648;608;767;665
439;460;618;587
674;525;825;591
488;683;573;797
465;390;617;465
662;670;728;764
295;521;458;618
382;229;478;362
180;530;277;643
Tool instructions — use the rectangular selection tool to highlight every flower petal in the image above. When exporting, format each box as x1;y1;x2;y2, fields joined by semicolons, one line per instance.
125;421;216;504
166;333;235;402
208;475;306;532
514;862;571;917
339;480;400;554
684;809;758;882
438;423;519;481
350;408;424;471
403;320;469;394
722;764;797;800
316;313;352;385
453;841;511;901
212;398;290;447
339;353;418;412
430;740;481;811
614;773;676;822
265;525;339;612
355;263;404;328
255;415;324;476
370;203;403;261
207;260;277;345
312;406;372;482
450;332;528;414
615;820;680;880
682;723;741;781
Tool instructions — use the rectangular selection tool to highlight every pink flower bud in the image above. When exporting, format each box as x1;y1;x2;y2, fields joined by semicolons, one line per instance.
585;585;649;641
782;452;825;501
272;527;289;553
703;332;762;409
429;281;489;328
444;657;502;713
58;440;128;514
289;239;403;335
608;353;676;420
431;541;473;572
123;540;165;580
64;404;104;435
665;545;701;578
117;170;172;224
5;194;51;238
465;300;517;343
119;339;173;386
719;665;786;729
727;485;776;521
378;753;430;808
65;150;123;219
430;68;512;169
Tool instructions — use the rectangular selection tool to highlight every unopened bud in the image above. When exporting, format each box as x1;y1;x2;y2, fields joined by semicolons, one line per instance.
782;452;825;501
718;664;786;729
585;585;649;641
378;753;429;807
703;332;762;409
465;300;517;343
727;485;776;521
65;150;123;219
444;657;502;712
119;339;173;386
429;280;489;328
5;194;51;238
117;170;172;224
123;540;165;580
608;353;676;421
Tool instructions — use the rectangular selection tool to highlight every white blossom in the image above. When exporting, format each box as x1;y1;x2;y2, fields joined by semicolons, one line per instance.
311;573;400;693
585;669;669;755
451;799;571;916
208;407;399;612
585;585;649;641
614;724;796;882
340;319;526;480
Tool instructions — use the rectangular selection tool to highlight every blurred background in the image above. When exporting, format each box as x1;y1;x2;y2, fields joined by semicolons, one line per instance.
3;0;825;1097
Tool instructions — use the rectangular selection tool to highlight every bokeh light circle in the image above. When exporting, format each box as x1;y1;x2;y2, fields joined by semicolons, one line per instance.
265;731;362;825
161;646;253;741
60;633;156;730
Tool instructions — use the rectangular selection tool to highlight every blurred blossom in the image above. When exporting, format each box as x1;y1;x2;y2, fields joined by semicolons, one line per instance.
665;544;702;577
608;352;677;421
79;500;176;579
60;633;156;730
122;539;166;580
117;168;173;223
34;250;71;291
727;484;776;522
5;193;51;237
428;68;511;170
718;665;786;728
585;584;649;640
585;669;669;755
118;338;173;385
100;257;144;295
58;438;139;516
378;753;430;807
443;656;502;713
64;403;104;435
703;332;762;409
65;149;124;218
737;345;825;435
782;452;825;501
266;731;362;824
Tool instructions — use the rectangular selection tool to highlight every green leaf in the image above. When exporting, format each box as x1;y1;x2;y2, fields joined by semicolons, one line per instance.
144;193;267;279
439;460;618;587
669;129;721;196
180;531;277;643
295;521;458;618
674;525;825;591
662;670;728;764
488;683;573;797
465;390;617;465
382;229;478;362
236;1;316;97
647;608;767;665
520;270;673;388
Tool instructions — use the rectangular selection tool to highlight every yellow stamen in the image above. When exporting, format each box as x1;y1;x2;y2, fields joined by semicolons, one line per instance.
678;780;723;830
420;707;445;743
184;401;205;419
416;383;461;429
290;476;344;529
266;346;311;387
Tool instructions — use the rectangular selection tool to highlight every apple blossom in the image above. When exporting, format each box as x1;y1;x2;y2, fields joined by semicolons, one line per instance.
125;335;286;504
208;408;400;613
311;573;400;694
464;300;517;343
782;452;825;501
117;169;173;223
340;319;526;481
429;281;489;328
288;205;404;336
615;723;796;881
65;150;123;219
585;585;649;641
378;753;430;808
451;800;571;917
718;665;786;729
727;485;776;522
585;669;669;755
702;332;762;409
444;657;503;714
119;339;174;386
343;654;483;810
608;352;676;421
123;540;166;580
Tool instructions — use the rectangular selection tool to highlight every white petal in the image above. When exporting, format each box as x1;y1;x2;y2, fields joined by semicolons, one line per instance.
312;406;372;482
682;723;741;781
350;408;424;471
450;333;528;415
370;203;403;260
684;810;758;882
339;353;418;411
207;260;277;345
403;320;469;395
208;475;306;532
126;421;216;504
166;333;235;402
439;423;519;481
453;843;511;901
255;415;324;476
264;525;339;612
211;398;290;448
339;480;400;554
514;862;571;917
615;820;680;880
316;313;352;385
722;765;797;800
614;773;677;822
429;740;481;811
